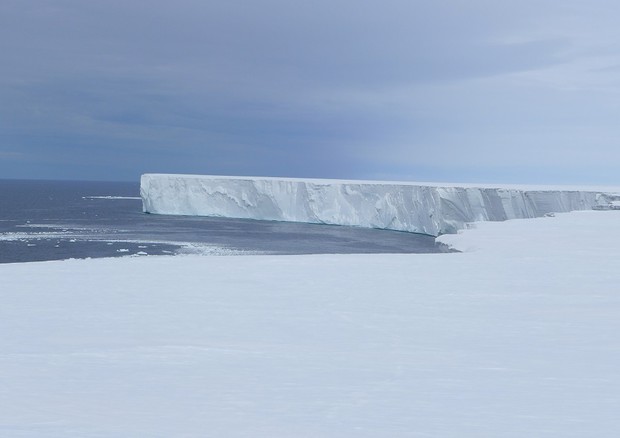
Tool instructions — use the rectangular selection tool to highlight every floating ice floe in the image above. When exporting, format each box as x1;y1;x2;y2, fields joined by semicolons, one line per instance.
82;196;142;200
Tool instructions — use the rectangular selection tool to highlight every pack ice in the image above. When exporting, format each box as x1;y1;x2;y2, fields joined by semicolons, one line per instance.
140;174;618;235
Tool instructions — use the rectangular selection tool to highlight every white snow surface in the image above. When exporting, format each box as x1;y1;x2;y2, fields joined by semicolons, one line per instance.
2;210;620;437
140;173;620;235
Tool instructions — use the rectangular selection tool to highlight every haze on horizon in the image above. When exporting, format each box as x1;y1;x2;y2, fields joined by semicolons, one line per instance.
1;0;619;185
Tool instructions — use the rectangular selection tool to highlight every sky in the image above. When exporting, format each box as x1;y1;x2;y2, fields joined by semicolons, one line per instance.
1;0;619;184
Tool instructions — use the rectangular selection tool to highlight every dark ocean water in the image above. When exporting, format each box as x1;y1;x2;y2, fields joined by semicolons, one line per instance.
0;179;446;264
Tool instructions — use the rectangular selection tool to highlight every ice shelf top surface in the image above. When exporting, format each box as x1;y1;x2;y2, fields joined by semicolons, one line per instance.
141;173;620;193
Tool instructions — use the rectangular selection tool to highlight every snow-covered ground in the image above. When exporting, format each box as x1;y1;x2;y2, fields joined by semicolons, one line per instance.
1;210;620;437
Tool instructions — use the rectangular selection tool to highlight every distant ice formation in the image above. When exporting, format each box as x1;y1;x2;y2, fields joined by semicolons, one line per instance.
140;174;618;235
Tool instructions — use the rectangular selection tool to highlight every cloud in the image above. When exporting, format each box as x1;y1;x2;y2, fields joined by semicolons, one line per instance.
0;151;26;159
1;0;620;183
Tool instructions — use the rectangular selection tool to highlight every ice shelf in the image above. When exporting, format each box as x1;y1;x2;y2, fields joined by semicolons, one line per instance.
140;174;618;235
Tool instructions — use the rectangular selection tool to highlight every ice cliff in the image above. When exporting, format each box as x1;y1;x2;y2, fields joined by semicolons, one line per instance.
140;174;617;236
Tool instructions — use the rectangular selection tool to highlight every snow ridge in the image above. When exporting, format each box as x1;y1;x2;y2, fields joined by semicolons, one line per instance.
140;174;615;235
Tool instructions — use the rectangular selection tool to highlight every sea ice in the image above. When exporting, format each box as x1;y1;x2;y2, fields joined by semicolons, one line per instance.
1;210;619;437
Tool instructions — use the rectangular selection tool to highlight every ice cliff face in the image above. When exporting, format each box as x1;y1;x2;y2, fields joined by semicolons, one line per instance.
141;174;615;236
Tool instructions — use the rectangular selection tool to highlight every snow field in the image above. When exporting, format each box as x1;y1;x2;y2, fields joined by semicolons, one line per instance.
1;210;619;437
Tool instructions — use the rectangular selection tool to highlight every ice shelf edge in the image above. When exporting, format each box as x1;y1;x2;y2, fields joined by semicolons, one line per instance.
140;174;619;236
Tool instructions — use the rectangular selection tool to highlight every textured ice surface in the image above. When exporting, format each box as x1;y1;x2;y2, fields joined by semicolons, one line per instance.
141;174;617;235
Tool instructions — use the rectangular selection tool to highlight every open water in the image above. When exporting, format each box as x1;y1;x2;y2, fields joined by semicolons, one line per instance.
0;179;446;264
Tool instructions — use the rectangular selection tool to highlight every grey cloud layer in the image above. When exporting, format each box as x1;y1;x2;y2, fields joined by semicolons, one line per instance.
1;0;619;182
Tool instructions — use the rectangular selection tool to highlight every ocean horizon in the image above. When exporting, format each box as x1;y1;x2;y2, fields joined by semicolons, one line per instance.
0;179;444;264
